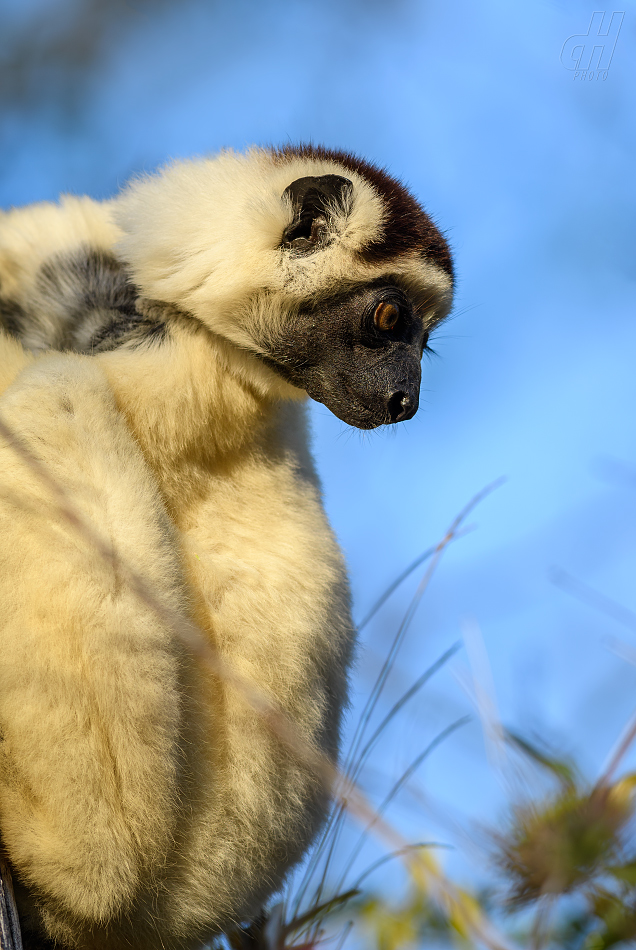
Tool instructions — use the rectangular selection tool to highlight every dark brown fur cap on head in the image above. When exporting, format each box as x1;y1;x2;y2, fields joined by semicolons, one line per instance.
273;143;453;281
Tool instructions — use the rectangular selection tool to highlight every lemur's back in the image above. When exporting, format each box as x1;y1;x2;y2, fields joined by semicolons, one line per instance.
0;191;355;950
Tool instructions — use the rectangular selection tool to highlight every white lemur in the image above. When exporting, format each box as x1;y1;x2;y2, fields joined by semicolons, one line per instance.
0;145;453;950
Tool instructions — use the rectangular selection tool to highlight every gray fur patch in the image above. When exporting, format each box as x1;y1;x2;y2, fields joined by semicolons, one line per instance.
0;247;169;354
0;297;27;340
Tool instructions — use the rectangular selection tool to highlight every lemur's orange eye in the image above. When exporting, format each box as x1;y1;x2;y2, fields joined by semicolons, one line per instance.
373;301;400;332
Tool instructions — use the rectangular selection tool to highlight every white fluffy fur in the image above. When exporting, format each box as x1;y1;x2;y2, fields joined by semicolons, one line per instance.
0;325;353;950
0;148;451;950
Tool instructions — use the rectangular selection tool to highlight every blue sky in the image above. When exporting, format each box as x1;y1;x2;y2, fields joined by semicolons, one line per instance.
2;0;635;894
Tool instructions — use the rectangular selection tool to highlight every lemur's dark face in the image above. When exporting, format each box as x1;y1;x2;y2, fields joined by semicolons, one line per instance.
263;282;427;430
259;172;440;430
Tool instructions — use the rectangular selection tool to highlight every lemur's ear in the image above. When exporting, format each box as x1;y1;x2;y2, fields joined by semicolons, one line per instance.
281;175;352;254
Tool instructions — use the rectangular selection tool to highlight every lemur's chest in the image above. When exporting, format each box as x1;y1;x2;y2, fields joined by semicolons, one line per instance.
176;451;334;654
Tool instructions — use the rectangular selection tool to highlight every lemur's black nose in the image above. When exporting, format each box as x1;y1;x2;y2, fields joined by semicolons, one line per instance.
386;390;417;423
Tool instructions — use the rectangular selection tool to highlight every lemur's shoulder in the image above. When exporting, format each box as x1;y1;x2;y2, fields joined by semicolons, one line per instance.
0;195;119;296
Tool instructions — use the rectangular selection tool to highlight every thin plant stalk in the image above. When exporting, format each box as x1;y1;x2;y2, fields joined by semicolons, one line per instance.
335;717;470;896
